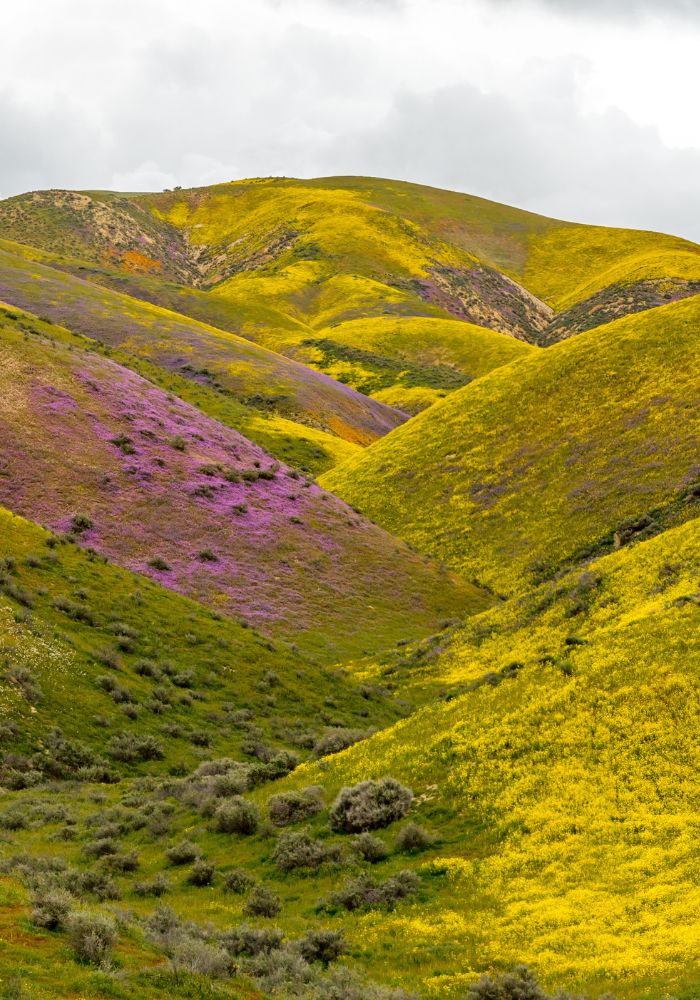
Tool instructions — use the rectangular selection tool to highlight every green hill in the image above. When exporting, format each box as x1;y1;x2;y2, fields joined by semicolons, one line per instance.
0;307;486;659
0;243;406;469
321;294;700;595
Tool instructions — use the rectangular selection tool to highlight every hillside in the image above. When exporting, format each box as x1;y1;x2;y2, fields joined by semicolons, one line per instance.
321;294;700;594
2;173;700;1000
1;510;696;999
259;516;700;995
0;307;486;659
4;177;700;378
0;243;405;468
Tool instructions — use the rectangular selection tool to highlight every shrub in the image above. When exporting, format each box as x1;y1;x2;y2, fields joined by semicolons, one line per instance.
272;830;342;872
244;886;282;918
352;832;389;863
215;797;259;835
52;596;95;625
329;779;413;833
133;874;170;897
82;838;119;859
394;822;434;854
213;770;249;797
70;514;93;534
108;732;164;762
0;806;29;831
166;840;201;866
321;870;420;913
170;936;231;977
312;728;368;758
222;868;255;894
31;888;72;929
299;928;347;966
6;665;43;705
103;850;140;872
169;435;187;451
220;923;283;956
468;965;550;1000
187;860;215;886
148;556;171;572
268;787;324;827
68;911;116;965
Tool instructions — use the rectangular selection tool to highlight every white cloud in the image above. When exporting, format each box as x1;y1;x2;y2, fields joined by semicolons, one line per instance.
1;0;700;239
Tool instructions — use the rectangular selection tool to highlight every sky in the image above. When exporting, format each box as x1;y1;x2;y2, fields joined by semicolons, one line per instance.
3;0;700;239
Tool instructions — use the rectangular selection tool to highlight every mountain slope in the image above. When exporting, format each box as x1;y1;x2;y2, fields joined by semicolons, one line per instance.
0;244;406;457
258;516;700;995
0;308;487;658
5;177;700;366
0;505;403;780
321;294;700;595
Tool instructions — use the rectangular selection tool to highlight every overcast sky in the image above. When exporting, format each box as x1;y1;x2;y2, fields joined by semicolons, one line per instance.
3;0;700;239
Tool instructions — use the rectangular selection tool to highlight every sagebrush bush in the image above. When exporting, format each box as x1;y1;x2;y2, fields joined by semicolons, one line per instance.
268;786;324;826
170;936;231;978
321;870;420;913
273;829;342;871
133;874;170;897
244;885;282;918
220;923;283;956
468;965;557;1000
187;859;215;886
222;868;255;894
165;840;201;866
31;888;72;929
298;928;347;966
312;728;368;758
108;732;164;763
68;911;117;965
215;796;259;835
329;778;413;833
394;822;434;853
352;832;389;863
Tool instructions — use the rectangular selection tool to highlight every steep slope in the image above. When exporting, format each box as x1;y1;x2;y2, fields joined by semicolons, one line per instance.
4;178;700;358
0;244;406;457
263;517;700;995
0;506;403;782
321;294;700;595
0;309;487;658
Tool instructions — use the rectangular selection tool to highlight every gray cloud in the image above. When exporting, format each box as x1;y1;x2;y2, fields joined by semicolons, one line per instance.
323;75;700;240
1;0;699;243
490;0;700;19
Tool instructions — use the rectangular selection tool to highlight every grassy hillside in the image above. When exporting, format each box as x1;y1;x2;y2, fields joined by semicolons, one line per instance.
321;294;700;595
0;308;487;658
0;244;405;459
4;177;700;373
259;516;700;996
1;511;696;999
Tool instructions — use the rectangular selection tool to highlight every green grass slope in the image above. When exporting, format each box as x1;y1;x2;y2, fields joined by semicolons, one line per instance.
0;308;487;659
1;512;696;999
321;294;700;595
4;178;700;357
252;516;700;996
0;244;407;460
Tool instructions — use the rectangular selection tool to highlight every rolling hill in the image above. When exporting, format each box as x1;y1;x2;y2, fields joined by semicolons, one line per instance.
0;306;486;659
321;293;700;595
0;243;406;468
1;174;700;1000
